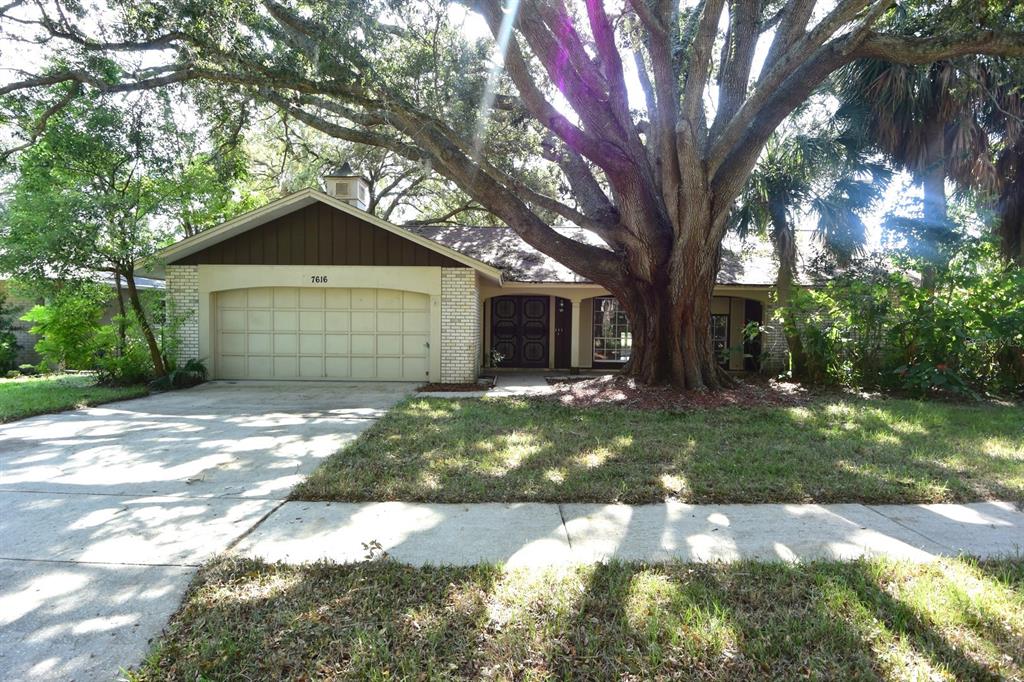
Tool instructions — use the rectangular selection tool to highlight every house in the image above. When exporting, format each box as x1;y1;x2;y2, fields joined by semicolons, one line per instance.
144;167;788;383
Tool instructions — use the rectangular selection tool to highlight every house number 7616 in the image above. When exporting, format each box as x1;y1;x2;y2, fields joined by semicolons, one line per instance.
310;275;328;284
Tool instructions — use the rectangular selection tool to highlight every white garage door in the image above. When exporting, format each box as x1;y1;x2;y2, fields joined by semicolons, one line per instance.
216;287;430;381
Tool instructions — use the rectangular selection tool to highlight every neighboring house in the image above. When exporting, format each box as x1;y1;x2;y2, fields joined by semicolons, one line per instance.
0;275;164;366
143;168;789;383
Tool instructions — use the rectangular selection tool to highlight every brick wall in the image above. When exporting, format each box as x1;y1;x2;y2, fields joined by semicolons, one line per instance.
440;268;480;383
166;265;199;364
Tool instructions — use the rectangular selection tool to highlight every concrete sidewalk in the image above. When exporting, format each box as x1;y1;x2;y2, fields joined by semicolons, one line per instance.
234;500;1023;567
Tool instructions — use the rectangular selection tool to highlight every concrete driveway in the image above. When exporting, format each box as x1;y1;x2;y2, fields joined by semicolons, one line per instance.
0;381;412;681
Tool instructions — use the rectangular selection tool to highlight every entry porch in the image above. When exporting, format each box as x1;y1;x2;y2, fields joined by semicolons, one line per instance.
477;283;781;373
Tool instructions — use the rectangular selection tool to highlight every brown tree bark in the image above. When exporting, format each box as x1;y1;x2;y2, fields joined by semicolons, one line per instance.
122;265;167;377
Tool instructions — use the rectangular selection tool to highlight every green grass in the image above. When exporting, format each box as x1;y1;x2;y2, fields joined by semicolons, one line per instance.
127;556;1024;681
293;396;1024;504
0;373;148;423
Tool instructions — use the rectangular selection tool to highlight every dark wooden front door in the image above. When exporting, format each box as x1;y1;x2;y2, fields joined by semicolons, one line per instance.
553;297;572;368
492;296;549;368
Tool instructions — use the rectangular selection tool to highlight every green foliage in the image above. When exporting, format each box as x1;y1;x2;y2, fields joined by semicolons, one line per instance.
21;284;111;371
0;293;20;372
148;358;208;391
786;237;1024;397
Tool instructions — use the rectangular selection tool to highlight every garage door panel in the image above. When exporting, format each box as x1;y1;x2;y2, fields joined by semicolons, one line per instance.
325;357;350;377
351;357;375;378
247;356;272;377
248;334;271;354
325;311;350;332
403;335;428;356
220;356;246;378
377;335;401;355
377;312;402;333
247;310;271;331
403;357;427;378
377;290;403;309
217;287;432;381
325;334;349;354
299;334;323;354
221;333;246;354
219;290;247;307
273;311;297;331
247;288;273;307
351;312;375;332
351;335;375;355
377;357;401;379
403;293;429;310
299;357;323;377
325;289;350;309
274;334;298;354
220;310;245;332
274;288;298;307
300;289;324;308
352;289;376;309
299;311;323;331
403;311;428;332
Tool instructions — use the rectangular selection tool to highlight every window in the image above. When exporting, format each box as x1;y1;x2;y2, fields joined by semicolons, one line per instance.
592;297;632;363
711;314;729;367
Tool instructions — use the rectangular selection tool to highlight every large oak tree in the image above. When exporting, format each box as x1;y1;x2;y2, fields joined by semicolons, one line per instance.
3;0;1023;387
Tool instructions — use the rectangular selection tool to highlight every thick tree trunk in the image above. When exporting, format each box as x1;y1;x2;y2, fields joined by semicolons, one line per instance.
123;266;167;377
614;260;726;390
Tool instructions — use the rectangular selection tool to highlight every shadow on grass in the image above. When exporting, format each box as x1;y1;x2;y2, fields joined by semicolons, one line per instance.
293;396;1024;505
126;557;1024;681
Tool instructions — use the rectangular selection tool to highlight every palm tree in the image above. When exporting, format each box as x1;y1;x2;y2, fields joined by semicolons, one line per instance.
836;55;1024;267
731;127;891;378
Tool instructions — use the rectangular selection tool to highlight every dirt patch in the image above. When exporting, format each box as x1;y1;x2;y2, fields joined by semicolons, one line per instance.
543;374;814;410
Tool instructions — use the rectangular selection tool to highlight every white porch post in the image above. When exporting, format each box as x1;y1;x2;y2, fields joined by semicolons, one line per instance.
570;298;582;371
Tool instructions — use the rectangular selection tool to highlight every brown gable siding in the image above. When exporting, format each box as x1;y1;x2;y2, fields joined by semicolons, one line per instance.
170;203;466;268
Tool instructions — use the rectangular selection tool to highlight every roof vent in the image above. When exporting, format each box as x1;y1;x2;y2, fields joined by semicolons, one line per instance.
324;161;369;211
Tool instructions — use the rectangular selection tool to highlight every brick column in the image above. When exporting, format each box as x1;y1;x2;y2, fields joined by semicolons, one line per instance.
165;265;199;364
440;268;481;383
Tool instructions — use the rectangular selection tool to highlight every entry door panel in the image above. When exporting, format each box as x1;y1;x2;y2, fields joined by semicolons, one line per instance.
491;296;549;368
217;287;429;381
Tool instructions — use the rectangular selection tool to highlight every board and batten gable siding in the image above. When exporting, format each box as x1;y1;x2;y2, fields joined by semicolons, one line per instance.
168;203;467;268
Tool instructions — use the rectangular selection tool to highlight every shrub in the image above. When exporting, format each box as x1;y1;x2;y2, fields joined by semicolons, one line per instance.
149;358;207;391
21;284;110;370
0;293;19;372
5;370;20;379
786;237;1024;398
17;363;37;376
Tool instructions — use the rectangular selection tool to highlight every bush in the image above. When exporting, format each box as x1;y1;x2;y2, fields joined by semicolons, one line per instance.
149;358;207;391
17;363;37;376
786;237;1024;398
0;293;19;372
21;284;110;370
5;370;20;379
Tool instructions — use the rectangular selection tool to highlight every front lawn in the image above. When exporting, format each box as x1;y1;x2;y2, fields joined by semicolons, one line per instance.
128;556;1024;681
293;397;1023;504
0;373;148;423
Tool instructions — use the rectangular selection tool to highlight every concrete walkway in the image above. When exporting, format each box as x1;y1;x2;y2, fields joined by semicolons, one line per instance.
235;500;1023;567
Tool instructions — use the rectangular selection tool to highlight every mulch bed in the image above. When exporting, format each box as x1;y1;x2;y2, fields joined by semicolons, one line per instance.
543;374;814;410
417;382;491;392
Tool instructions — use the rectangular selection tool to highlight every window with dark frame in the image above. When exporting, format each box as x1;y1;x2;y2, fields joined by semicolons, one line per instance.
592;297;632;363
711;314;729;367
